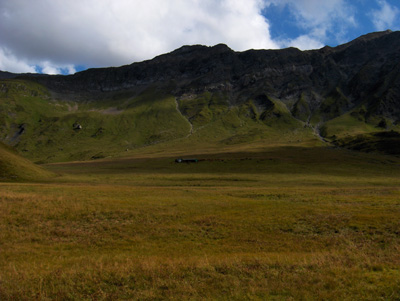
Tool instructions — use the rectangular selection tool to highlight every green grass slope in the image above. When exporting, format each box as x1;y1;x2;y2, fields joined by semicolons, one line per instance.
0;141;54;181
0;80;318;163
0;80;192;162
1;78;399;163
333;130;400;155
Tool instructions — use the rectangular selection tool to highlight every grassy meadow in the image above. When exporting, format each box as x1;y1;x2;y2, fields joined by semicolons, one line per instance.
1;142;400;300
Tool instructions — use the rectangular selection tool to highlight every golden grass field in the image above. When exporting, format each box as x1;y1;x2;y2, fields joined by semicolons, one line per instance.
1;143;400;299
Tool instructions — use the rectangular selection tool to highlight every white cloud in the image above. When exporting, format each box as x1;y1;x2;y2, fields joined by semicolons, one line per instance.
66;65;77;75
282;35;324;50
41;63;59;76
0;0;278;74
2;0;386;74
39;61;76;75
371;0;400;31
0;46;77;74
265;0;356;46
0;47;36;73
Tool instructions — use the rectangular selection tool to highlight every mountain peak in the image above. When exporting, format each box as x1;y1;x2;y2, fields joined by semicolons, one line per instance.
333;29;396;51
169;43;232;55
171;44;208;55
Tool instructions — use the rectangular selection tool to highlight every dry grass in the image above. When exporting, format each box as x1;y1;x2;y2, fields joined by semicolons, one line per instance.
1;145;400;299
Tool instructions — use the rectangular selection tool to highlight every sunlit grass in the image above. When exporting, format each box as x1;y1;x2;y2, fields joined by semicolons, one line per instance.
1;145;400;299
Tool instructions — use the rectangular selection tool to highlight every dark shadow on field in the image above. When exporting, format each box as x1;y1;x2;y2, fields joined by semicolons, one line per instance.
45;145;400;178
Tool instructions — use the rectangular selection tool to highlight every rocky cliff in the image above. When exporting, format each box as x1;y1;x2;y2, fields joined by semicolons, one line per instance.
20;30;400;124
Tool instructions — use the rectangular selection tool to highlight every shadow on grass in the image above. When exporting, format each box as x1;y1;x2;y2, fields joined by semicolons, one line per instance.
45;145;400;179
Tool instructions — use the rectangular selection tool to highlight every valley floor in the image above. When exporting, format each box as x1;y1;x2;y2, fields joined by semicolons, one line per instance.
1;145;400;299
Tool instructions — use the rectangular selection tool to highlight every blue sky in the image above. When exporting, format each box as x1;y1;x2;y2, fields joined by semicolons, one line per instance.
0;0;399;75
263;0;400;48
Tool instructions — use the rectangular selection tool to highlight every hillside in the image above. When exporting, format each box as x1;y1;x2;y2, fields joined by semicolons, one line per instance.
1;30;399;162
0;141;54;181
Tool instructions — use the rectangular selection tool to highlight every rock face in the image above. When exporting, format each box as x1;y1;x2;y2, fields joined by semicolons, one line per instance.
20;30;400;124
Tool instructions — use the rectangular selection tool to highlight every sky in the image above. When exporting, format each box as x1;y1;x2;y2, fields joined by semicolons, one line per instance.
0;0;399;75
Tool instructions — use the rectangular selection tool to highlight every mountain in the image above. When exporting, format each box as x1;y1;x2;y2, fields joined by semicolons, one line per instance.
1;30;399;162
25;30;400;120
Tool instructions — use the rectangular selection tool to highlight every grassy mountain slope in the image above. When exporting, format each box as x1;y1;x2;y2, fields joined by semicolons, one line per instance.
2;77;400;163
0;79;321;163
0;80;193;162
333;130;400;155
0;141;54;181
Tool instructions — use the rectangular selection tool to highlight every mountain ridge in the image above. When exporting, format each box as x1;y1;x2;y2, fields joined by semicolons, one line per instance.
1;30;399;162
16;30;400;120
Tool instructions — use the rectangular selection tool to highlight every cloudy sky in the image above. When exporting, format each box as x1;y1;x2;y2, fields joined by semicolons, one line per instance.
0;0;399;75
